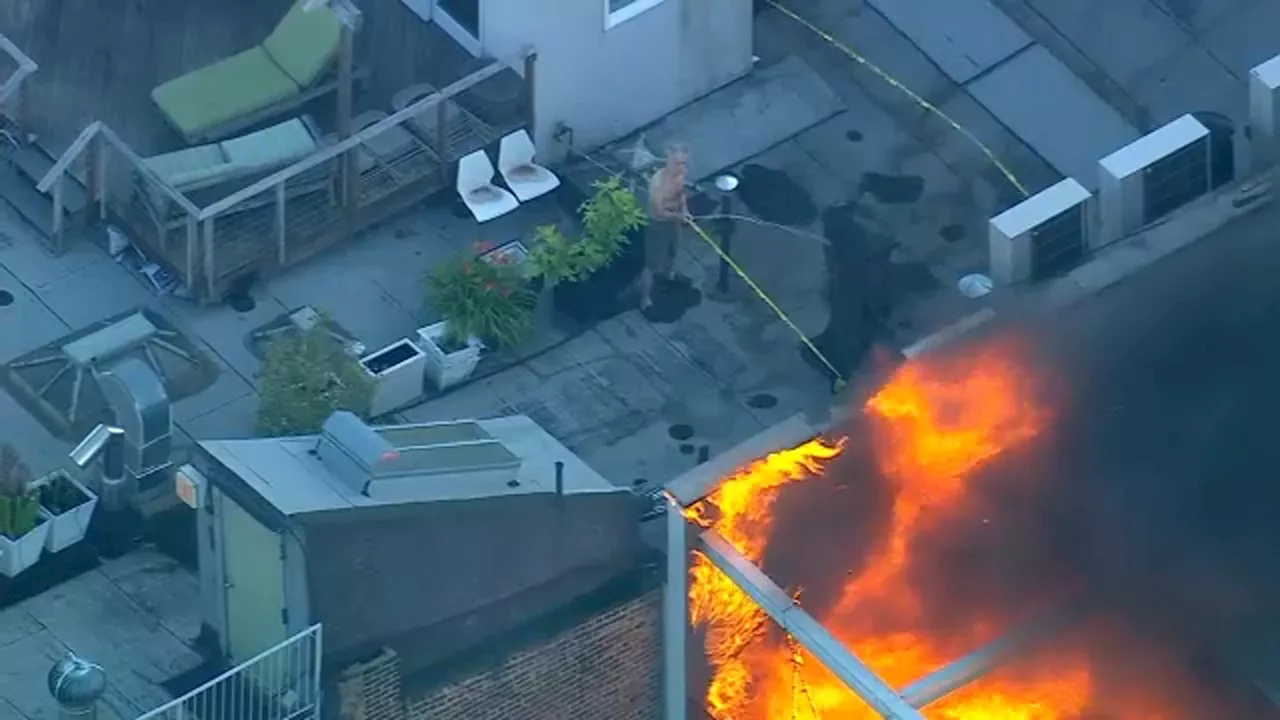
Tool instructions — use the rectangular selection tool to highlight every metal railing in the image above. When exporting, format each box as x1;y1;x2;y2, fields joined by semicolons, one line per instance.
136;624;323;720
36;51;532;301
0;33;37;126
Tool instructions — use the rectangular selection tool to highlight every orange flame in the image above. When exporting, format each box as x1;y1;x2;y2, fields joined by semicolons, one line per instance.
688;344;1181;718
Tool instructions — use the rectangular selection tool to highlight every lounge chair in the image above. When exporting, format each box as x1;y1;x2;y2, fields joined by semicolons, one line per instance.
497;130;560;202
350;110;433;175
391;83;496;158
457;150;519;223
151;0;346;144
144;117;318;192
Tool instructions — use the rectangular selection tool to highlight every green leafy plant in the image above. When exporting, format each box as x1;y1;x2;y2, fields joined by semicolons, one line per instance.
38;471;89;514
256;321;375;437
527;177;647;287
0;443;41;539
425;243;538;350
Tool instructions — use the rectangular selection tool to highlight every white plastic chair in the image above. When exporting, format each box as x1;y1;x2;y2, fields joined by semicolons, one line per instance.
456;150;519;223
497;130;560;202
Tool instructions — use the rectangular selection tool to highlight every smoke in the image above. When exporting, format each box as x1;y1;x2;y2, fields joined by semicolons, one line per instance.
757;208;1280;711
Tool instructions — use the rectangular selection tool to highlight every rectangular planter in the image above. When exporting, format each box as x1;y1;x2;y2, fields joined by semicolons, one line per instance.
38;471;99;553
0;520;50;577
361;339;428;417
418;322;483;390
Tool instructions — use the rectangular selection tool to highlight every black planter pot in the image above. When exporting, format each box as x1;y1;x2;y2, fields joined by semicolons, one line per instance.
552;226;645;326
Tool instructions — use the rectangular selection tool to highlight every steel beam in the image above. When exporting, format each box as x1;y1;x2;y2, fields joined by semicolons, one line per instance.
699;530;925;719
900;606;1078;708
665;414;817;507
664;497;689;720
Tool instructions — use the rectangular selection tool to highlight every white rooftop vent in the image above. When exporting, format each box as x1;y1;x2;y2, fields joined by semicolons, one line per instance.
316;412;521;498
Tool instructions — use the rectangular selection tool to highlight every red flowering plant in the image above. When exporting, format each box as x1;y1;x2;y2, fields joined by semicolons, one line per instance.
424;241;537;351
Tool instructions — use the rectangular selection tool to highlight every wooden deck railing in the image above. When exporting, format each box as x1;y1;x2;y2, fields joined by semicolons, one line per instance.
35;50;534;300
0;33;37;125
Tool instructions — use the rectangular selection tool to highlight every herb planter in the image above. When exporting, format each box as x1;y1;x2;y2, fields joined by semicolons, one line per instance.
0;518;49;577
37;470;98;553
361;339;428;416
418;322;484;390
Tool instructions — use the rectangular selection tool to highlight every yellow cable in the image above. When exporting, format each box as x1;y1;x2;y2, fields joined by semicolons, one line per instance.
683;218;846;387
765;0;1030;198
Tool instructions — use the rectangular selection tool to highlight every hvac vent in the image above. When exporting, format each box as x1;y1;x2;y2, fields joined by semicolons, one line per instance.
1141;134;1209;225
1029;203;1086;281
316;412;521;495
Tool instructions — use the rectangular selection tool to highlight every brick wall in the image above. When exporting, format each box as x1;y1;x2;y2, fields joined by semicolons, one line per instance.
336;588;663;720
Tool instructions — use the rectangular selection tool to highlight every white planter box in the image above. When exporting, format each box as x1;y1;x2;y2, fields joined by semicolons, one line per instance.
0;520;50;577
361;339;428;416
417;322;483;390
38;471;99;553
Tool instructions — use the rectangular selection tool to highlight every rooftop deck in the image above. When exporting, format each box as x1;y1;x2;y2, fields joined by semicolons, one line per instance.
0;549;205;720
0;0;487;156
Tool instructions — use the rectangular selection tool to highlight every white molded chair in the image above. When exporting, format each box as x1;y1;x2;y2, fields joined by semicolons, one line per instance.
457;150;519;222
497;129;560;202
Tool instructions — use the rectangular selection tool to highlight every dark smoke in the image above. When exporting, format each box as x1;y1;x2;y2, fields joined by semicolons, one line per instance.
758;207;1280;713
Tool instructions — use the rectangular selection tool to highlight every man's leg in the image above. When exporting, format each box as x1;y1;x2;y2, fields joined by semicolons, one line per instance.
638;268;654;310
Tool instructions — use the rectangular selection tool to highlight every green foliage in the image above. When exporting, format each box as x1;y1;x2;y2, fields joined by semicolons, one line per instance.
425;244;538;349
526;177;648;287
0;443;40;539
39;472;88;514
256;322;375;437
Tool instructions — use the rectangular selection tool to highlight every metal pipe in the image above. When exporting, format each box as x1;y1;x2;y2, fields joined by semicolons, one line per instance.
664;497;689;720
554;461;564;496
699;531;925;719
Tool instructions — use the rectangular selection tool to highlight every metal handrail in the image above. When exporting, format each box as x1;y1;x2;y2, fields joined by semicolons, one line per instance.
135;623;323;720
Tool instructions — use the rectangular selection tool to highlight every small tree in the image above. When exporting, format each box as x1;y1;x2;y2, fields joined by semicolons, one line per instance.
256;322;374;437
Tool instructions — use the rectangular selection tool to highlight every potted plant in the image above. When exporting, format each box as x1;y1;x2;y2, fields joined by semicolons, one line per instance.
421;244;538;389
538;177;648;325
38;469;98;553
256;321;375;436
0;444;50;577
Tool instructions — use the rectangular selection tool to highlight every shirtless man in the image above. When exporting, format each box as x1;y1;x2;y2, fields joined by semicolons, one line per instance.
639;146;690;310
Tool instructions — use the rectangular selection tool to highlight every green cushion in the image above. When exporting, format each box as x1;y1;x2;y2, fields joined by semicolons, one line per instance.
263;0;343;87
152;47;300;137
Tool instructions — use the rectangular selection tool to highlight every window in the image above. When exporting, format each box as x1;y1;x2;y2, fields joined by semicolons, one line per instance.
437;0;479;37
606;0;666;29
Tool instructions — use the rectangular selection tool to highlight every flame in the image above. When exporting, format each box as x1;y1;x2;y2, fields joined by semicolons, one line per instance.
688;344;1180;718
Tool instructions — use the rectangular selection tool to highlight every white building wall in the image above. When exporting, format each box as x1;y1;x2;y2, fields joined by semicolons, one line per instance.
480;0;753;160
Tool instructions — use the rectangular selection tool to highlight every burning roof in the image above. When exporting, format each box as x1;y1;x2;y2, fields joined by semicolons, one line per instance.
683;336;1273;718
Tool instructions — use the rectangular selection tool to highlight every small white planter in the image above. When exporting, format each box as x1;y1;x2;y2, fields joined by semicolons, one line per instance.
361;339;428;416
37;471;98;553
417;322;483;390
0;520;50;577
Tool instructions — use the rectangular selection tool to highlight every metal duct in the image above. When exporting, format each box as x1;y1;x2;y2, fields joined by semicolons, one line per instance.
98;357;172;500
48;653;105;719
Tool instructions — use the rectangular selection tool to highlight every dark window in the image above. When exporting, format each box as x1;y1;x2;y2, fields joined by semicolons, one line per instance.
438;0;480;37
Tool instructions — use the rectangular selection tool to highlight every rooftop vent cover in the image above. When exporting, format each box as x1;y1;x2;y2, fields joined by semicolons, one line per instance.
316;412;521;493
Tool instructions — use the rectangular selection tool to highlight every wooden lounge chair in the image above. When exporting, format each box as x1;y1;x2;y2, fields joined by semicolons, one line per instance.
151;0;349;144
391;83;496;159
144;117;319;193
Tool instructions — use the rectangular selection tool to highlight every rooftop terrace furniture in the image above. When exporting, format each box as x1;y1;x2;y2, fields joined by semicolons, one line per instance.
391;83;496;159
497;129;560;202
150;0;344;144
144;117;318;193
350;110;434;175
456;150;518;223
